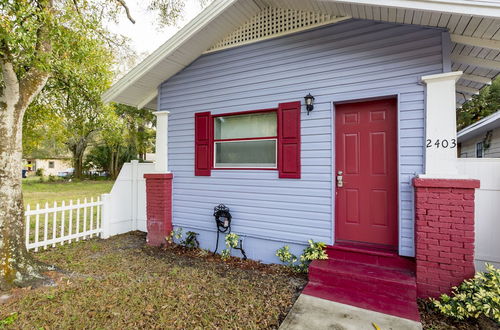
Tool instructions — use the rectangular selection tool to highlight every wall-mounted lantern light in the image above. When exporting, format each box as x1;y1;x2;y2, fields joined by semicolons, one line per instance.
304;93;315;115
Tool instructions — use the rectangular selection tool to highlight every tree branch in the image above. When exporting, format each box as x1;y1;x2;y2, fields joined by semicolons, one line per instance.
72;0;81;16
17;0;53;113
0;60;20;105
116;0;136;24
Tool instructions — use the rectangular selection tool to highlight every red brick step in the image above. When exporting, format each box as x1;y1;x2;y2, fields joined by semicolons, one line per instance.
305;243;419;321
309;259;417;301
303;281;421;321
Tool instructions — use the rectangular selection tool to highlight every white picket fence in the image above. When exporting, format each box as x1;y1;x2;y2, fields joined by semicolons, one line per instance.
24;160;153;252
25;197;103;251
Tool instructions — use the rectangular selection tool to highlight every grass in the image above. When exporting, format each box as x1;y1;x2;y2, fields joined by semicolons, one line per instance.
0;232;305;329
22;177;114;208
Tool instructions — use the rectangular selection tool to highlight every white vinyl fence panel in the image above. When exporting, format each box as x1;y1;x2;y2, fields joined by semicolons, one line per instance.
458;158;500;271
100;160;154;238
25;197;102;251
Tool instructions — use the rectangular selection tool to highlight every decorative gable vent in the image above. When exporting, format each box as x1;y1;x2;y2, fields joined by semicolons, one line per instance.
206;7;348;53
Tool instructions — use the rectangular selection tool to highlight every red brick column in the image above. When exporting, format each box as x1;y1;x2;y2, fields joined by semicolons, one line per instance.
144;173;173;246
413;178;480;298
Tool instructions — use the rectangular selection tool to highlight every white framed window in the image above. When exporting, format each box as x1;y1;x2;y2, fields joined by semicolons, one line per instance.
48;161;55;169
476;142;484;158
213;111;277;169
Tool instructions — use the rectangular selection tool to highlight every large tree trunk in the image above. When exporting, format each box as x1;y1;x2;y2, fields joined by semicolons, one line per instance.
109;148;120;179
69;139;88;179
0;62;49;291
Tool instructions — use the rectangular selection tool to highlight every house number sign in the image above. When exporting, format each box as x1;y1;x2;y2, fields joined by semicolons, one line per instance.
426;139;457;148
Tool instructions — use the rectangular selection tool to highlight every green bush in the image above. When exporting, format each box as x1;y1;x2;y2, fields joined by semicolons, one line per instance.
276;240;328;272
276;245;298;268
166;228;200;249
433;263;500;323
181;231;199;249
35;168;44;176
221;233;240;260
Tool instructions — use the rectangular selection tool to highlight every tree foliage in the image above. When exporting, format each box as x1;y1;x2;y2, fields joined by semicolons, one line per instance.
457;77;500;131
85;104;155;179
0;0;206;289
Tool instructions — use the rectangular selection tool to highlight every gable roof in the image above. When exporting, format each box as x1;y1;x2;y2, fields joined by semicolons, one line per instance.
103;0;500;110
457;110;500;142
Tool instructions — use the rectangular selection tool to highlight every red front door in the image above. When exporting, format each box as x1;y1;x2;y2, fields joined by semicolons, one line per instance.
335;98;398;248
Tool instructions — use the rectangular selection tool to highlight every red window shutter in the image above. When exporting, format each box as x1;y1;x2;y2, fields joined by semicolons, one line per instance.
194;112;212;176
278;101;301;179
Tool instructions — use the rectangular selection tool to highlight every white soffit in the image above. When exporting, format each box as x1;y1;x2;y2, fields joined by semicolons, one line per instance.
104;0;500;110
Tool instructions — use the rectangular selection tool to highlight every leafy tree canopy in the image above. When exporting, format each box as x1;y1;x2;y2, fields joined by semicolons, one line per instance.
0;0;207;290
457;76;500;131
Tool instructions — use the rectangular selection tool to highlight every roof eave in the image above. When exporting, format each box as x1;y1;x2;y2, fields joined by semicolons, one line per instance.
334;0;500;18
102;0;239;106
457;111;500;142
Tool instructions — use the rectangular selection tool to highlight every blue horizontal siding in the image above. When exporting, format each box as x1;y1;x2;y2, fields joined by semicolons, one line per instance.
160;19;445;261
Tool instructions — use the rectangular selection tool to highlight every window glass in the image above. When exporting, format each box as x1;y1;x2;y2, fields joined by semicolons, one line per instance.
215;140;276;168
476;142;483;158
48;161;55;169
214;112;277;140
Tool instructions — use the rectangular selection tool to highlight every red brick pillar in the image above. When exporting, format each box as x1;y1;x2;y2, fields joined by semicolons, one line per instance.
413;178;480;298
144;173;173;246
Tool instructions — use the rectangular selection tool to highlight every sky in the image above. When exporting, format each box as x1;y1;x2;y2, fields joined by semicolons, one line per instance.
109;0;205;56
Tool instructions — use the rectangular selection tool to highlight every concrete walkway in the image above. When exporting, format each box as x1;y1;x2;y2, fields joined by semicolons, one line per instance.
280;294;422;330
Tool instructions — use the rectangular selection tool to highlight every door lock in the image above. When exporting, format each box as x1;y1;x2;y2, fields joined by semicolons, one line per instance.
336;171;343;188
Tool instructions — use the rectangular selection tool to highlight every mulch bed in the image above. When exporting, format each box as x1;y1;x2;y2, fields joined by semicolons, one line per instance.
0;232;306;329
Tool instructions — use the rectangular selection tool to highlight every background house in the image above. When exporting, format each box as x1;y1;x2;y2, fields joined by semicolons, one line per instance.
458;110;500;158
25;158;73;176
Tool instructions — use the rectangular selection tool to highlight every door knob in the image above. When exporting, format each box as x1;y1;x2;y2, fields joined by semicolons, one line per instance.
337;171;343;188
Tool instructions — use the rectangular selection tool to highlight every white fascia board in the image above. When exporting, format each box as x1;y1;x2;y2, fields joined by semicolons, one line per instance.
102;0;239;104
330;0;500;18
451;34;500;50
457;111;500;140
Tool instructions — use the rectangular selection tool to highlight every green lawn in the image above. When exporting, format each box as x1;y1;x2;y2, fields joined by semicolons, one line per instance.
21;178;114;246
23;178;114;208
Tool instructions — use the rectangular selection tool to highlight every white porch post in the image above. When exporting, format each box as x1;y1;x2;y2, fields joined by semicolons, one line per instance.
154;111;170;173
420;72;463;178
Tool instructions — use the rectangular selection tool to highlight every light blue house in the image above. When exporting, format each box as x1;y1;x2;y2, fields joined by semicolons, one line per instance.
104;0;499;320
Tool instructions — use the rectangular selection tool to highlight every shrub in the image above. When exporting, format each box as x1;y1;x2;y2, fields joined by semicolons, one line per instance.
276;245;298;268
166;228;183;244
221;233;240;260
432;263;500;323
225;233;239;249
181;231;199;249
166;228;200;249
35;168;44;176
276;240;328;272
